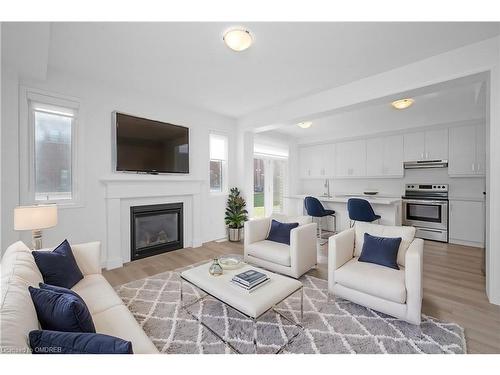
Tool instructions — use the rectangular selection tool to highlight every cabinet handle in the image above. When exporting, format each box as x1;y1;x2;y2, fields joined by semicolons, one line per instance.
420;152;424;159
476;163;480;173
472;163;475;172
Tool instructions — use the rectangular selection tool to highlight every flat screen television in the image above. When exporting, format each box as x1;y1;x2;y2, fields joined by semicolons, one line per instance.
114;112;189;174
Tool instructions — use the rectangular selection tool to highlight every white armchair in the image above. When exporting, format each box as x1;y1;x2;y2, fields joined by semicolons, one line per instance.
328;222;424;325
244;216;317;278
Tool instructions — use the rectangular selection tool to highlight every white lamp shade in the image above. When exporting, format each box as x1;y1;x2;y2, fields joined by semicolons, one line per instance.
14;205;58;230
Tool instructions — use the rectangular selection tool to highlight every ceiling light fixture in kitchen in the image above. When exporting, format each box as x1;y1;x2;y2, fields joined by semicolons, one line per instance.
297;121;312;129
391;98;415;109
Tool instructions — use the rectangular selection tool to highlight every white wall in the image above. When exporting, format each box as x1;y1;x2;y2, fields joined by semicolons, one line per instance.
0;23;2;251
1;67;19;249
1;67;238;257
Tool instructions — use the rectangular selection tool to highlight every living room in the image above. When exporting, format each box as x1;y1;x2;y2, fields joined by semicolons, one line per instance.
1;1;500;372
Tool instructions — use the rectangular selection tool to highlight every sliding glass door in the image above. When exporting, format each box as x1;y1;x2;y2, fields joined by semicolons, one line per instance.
253;157;287;218
271;159;286;214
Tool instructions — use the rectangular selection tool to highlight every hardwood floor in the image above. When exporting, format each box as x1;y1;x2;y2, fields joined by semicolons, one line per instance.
103;239;500;354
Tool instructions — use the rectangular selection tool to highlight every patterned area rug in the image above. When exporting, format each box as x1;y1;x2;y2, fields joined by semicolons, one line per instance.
115;265;466;354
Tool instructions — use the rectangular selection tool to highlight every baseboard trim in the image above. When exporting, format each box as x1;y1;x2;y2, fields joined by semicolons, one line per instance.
449;238;484;248
192;238;203;248
106;257;123;270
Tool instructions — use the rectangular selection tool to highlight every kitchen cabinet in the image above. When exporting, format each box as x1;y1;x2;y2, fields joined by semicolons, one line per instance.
335;139;366;177
449;199;485;247
425;128;448;160
321;143;335;177
299;146;314;178
297;124;485;180
475;124;486;175
403;132;425;161
366;135;404;177
448;124;485;177
299;143;335;179
403;129;448;161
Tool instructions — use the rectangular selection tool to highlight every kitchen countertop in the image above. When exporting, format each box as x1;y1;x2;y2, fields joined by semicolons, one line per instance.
284;194;401;205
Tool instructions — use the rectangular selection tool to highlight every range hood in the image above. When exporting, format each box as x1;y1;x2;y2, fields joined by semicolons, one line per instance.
403;160;448;169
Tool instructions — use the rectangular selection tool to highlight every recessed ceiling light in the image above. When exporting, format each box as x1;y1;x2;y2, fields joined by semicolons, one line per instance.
297;121;312;129
391;98;415;110
223;28;253;52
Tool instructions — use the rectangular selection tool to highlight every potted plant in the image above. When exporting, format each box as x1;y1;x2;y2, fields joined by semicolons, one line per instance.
225;187;248;242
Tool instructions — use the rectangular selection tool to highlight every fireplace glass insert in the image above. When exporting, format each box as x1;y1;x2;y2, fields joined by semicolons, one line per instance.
130;203;183;261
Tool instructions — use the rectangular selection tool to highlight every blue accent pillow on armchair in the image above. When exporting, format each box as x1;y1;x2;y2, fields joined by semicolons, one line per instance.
32;239;83;289
29;330;133;354
29;286;96;333
358;233;402;270
266;219;299;245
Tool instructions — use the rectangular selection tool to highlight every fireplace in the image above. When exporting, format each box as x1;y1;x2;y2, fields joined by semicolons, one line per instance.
130;203;183;261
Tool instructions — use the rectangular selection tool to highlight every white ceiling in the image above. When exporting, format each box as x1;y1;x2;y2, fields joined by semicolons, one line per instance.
46;22;500;118
270;79;486;143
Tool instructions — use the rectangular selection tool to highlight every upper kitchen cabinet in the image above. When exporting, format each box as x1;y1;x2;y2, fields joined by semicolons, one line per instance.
475;124;486;175
366;135;404;177
321;143;336;178
403;128;448;161
448;123;486;177
335;139;366;177
299;143;335;179
403;132;425;161
299;145;315;178
425;128;448;160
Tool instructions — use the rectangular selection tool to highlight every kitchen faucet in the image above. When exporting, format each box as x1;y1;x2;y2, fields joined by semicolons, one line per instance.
323;179;331;197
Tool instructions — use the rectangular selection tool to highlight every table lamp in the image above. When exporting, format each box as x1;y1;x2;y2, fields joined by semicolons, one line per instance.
14;205;58;250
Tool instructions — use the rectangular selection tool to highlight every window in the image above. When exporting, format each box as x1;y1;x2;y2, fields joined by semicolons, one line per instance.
24;90;80;205
209;133;228;193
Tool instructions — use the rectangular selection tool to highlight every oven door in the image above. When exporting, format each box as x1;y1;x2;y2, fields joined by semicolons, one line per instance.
402;199;448;230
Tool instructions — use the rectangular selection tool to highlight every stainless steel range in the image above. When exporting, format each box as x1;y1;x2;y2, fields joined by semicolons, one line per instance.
402;184;449;242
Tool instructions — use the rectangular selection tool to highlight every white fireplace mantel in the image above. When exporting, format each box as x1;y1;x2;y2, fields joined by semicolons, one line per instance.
100;176;204;269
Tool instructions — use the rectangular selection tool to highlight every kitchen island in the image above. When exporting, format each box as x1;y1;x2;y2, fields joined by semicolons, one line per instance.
285;194;402;232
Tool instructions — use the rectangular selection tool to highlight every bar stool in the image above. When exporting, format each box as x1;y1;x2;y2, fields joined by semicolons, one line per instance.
304;196;336;243
347;198;381;227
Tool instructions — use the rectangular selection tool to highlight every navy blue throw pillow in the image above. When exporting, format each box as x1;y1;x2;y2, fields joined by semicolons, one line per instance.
29;286;96;333
39;282;92;316
32;239;83;289
266;219;299;245
29;330;133;354
358;233;402;270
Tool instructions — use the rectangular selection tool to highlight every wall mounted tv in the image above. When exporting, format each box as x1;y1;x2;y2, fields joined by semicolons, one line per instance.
114;112;189;174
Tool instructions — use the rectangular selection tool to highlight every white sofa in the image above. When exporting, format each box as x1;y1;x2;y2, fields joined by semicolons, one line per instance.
328;222;424;325
244;215;317;278
0;241;158;354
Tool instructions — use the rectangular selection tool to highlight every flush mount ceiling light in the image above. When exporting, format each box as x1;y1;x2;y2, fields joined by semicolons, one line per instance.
223;28;253;52
391;98;415;110
297;121;312;129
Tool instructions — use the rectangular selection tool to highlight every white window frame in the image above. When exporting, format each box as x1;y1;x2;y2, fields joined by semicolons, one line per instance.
19;87;83;208
209;132;229;195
